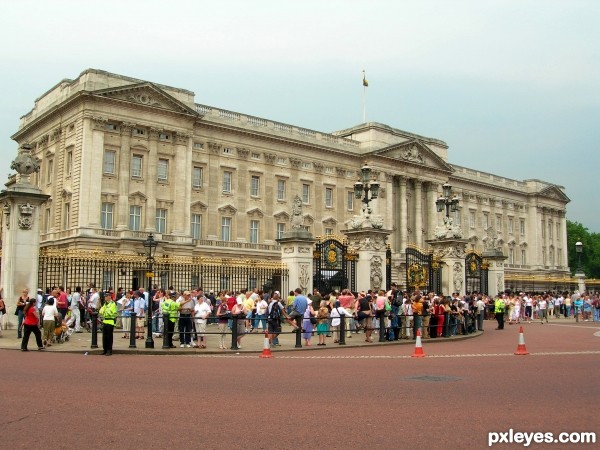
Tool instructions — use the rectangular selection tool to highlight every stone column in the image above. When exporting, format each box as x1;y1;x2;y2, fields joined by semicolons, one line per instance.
429;238;468;296
414;180;423;247
0;145;50;329
277;228;316;295
483;249;508;297
399;176;407;252
428;182;439;241
116;122;134;230
344;227;392;293
172;133;191;235
144;129;158;232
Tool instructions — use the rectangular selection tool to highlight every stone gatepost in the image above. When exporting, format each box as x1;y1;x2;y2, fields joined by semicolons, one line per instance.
276;195;316;295
575;272;586;294
0;145;50;329
343;227;392;293
428;239;468;296
483;249;508;297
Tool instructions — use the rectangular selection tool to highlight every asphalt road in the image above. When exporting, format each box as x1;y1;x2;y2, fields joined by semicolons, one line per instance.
1;320;598;450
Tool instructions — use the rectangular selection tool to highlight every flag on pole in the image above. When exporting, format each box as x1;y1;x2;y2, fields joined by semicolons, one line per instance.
362;70;369;87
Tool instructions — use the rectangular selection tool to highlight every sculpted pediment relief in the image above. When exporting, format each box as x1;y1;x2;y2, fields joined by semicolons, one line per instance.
273;211;290;222
246;208;264;218
191;201;208;211
218;204;237;215
538;185;570;203
373;140;453;172
92;83;198;116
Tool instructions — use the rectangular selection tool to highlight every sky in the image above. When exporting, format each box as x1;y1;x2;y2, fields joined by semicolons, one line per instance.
1;0;598;234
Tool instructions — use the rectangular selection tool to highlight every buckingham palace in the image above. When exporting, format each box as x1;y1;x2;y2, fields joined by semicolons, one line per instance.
3;69;572;293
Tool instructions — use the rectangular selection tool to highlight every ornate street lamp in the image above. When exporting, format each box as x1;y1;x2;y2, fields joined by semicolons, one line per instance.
143;233;158;349
354;162;379;217
436;182;460;220
575;240;583;273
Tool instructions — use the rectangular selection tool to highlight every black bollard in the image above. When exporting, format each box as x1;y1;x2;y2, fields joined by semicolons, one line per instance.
231;315;238;350
129;314;137;349
294;317;302;348
90;311;98;349
162;315;170;349
378;312;386;342
339;315;346;345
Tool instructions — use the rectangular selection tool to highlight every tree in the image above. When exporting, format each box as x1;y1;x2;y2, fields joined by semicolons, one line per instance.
566;220;600;278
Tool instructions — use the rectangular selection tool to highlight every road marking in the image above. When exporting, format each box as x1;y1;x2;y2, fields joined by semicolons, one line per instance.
176;350;600;360
547;323;600;329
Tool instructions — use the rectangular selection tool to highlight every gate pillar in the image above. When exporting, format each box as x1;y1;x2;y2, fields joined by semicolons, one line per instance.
277;229;316;296
343;227;392;293
428;238;468;296
0;145;50;329
483;249;507;297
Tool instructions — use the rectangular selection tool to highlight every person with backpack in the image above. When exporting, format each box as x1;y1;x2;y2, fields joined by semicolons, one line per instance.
267;292;284;346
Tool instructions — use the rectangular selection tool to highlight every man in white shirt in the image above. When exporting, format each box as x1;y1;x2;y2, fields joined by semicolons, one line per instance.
476;296;486;331
177;291;194;347
193;297;212;348
523;294;533;323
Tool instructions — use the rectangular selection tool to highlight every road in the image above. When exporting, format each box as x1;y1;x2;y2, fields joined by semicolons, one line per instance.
1;320;598;449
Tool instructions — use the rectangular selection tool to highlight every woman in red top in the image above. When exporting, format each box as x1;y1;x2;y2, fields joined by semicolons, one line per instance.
21;298;45;351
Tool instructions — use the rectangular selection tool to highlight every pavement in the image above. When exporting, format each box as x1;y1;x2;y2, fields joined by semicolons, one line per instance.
0;320;482;354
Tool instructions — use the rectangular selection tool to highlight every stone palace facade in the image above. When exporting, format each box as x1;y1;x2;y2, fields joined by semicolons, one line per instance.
5;69;571;291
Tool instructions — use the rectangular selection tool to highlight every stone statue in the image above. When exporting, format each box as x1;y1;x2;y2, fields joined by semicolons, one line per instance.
483;227;498;251
290;195;304;229
434;216;463;240
453;262;463;292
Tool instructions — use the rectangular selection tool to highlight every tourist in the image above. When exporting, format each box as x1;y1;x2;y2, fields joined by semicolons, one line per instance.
316;301;329;346
21;298;45;352
193;295;211;348
231;298;246;349
15;289;28;338
302;297;316;346
217;293;230;349
41;297;59;347
356;293;374;343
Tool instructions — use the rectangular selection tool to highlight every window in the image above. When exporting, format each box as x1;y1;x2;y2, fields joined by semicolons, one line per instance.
250;175;260;197
101;203;114;230
277;180;286;201
508;247;514;264
251;152;260;160
541;220;546;238
103;150;116;175
129;205;142;231
276;223;285;240
521;249;527;265
548;221;553;239
221;217;231;241
63;203;70;229
133;128;145;136
277;157;286;165
222;171;232;193
131;155;143;178
191;214;202;239
157;159;168;182
325;227;333;235
469;211;476;229
496;215;502;231
302;184;310;204
520;219;526;236
159;133;170;140
483;213;489;229
223;147;233;154
156;208;167;234
105;123;117;131
454;209;461;225
46;159;54;184
347;191;354;210
249;220;259;243
192;167;203;189
549;248;554;265
66;150;73;176
325;187;333;207
44;208;51;233
302;162;311;169
508;217;514;234
556;223;561;241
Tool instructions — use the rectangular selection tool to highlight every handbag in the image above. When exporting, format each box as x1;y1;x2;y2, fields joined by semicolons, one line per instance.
309;316;317;325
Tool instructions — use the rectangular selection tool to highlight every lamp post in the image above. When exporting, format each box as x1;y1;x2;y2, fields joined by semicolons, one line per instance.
354;162;380;218
143;233;158;349
575;240;583;273
435;182;460;220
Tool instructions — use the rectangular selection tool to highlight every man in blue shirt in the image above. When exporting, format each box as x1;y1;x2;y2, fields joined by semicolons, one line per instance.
289;288;308;330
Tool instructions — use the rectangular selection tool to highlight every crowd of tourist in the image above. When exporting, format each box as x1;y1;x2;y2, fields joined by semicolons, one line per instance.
4;283;599;352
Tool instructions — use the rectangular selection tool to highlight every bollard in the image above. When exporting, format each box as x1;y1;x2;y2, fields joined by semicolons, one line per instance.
231;315;239;350
339;315;346;345
162;315;170;349
378;312;386;342
90;311;98;349
129;314;137;349
294;317;302;348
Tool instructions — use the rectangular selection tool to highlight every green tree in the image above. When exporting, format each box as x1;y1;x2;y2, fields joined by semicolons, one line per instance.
566;220;600;278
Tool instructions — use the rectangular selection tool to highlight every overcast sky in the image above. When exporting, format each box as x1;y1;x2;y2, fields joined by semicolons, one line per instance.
1;0;598;236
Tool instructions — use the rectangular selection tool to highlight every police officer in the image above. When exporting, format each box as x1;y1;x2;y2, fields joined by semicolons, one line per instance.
494;295;506;330
161;292;179;348
99;292;117;355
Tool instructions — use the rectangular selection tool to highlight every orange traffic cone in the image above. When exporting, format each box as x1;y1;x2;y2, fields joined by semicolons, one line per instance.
514;326;529;355
259;331;273;358
411;329;426;358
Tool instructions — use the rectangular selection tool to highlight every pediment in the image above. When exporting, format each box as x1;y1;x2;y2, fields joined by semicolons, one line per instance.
273;211;290;222
246;208;264;218
92;83;198;116
538;185;570;203
321;216;337;225
303;214;314;225
218;204;237;215
191;201;208;211
372;140;453;172
129;191;147;201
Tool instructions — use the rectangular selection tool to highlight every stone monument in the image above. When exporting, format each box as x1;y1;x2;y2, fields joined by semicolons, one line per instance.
0;144;50;328
481;227;507;297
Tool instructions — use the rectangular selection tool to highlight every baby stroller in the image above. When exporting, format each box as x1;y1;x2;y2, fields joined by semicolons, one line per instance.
54;315;73;344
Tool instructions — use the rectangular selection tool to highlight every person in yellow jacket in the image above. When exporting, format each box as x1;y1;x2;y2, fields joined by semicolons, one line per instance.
494;296;506;330
99;293;117;355
161;293;180;348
